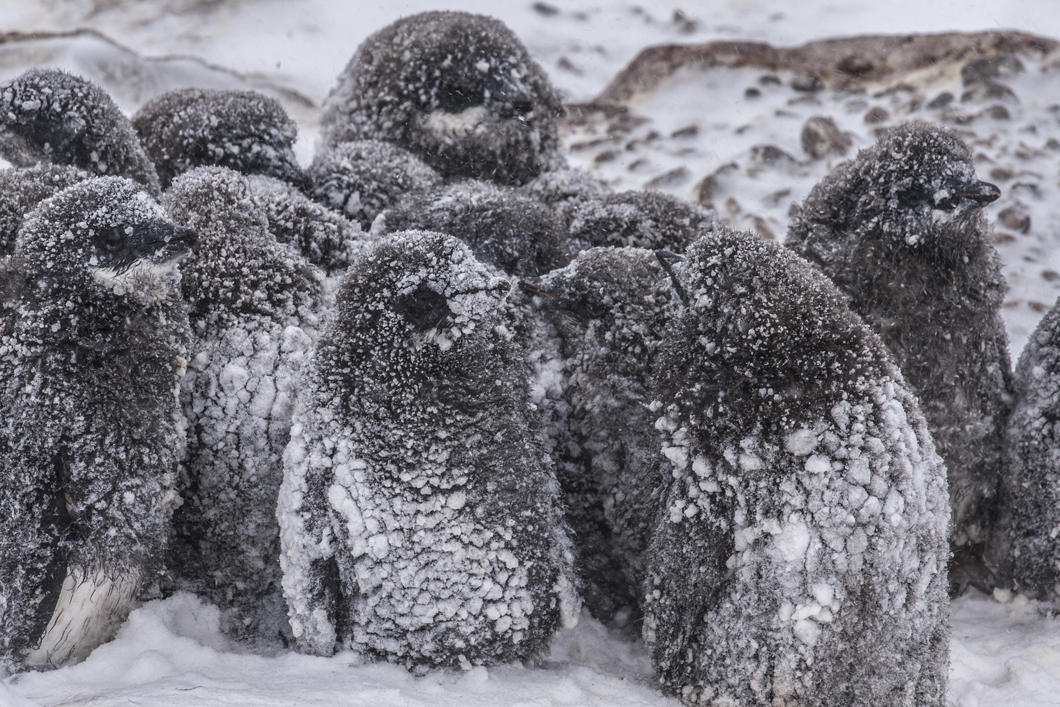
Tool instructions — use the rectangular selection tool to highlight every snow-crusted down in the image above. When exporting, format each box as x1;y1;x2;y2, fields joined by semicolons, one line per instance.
0;164;89;256
787;122;1011;587
0;69;161;194
318;11;565;186
987;298;1060;604
162;166;325;646
0;177;192;672
374;179;568;277
278;231;578;670
132;87;307;190
308;139;442;230
561;189;719;254
534;247;680;624
645;228;950;705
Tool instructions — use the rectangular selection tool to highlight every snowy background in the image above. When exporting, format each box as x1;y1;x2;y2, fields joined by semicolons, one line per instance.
2;1;1060;705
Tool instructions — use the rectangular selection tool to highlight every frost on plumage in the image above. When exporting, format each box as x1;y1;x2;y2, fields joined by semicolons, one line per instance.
645;228;950;705
786;122;1009;591
0;164;90;256
132;88;306;190
246;173;370;277
318;11;565;186
163;166;325;646
278;231;578;670
519;167;611;209
987;299;1060;604
533;247;679;624
375;179;568;277
560;190;719;254
308;139;442;230
0;69;161;195
0;177;193;672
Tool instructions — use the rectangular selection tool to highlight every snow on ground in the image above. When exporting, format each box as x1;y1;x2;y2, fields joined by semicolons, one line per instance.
2;1;1060;705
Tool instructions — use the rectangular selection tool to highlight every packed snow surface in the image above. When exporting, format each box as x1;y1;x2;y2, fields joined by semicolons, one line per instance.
2;0;1060;705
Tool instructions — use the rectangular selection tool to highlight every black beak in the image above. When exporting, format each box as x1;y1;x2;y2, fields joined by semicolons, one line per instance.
492;76;535;118
957;180;1001;206
517;280;553;298
141;221;198;259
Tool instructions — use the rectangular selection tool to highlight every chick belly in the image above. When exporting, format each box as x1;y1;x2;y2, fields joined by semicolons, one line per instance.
22;565;141;669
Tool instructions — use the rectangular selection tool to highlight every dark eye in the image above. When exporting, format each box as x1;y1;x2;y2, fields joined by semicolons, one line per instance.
94;226;127;252
895;185;931;210
436;82;480;113
394;283;450;332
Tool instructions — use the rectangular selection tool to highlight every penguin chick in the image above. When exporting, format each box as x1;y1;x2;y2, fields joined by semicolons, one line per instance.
0;164;90;256
986;300;1060;603
646;228;950;706
0;177;194;672
532;246;679;625
0;69;161;195
786;122;1009;590
561;190;719;254
319;11;565;186
308;139;442;230
132;88;307;191
246;173;370;278
519;167;611;210
278;231;579;669
375;180;568;277
163;166;326;646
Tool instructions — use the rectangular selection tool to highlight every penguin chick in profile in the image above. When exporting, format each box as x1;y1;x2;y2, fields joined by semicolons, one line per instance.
0;164;89;256
0;69;161;194
163;166;326;646
308;139;442;230
319;11;565;186
646;228;950;706
986;300;1060;604
561;190;719;254
375;180;568;278
0;177;194;673
786;122;1008;591
132;88;307;191
278;231;578;669
532;246;679;625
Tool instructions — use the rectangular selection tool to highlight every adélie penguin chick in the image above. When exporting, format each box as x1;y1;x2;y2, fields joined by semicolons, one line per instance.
278;231;579;669
319;11;565;186
530;246;680;624
646;229;950;705
786;122;1009;591
0;69;161;195
0;164;90;256
0;177;194;672
163;166;326;646
986;300;1060;603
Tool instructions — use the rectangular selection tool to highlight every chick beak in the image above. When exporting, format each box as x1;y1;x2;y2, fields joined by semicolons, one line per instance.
958;180;1001;206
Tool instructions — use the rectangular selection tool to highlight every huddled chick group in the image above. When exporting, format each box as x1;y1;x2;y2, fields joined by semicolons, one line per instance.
0;9;1053;707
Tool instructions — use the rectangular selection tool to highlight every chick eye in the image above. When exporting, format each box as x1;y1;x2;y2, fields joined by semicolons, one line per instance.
394;283;451;332
436;82;480;113
895;185;931;210
94;226;126;252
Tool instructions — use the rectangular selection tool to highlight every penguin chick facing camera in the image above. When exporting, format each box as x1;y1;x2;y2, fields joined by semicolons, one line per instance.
0;69;161;195
531;246;681;625
0;177;194;673
319;11;565;186
374;179;568;278
278;231;579;670
786;122;1010;593
645;228;950;705
163;166;326;646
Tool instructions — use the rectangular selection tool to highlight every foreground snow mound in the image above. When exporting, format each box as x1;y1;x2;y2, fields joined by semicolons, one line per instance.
279;231;578;670
646;228;950;705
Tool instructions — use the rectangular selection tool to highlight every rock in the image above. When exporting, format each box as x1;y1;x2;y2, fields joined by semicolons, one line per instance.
961;54;1025;86
961;81;1019;104
694;162;738;207
863;106;890;124
750;144;798;166
791;71;823;92
644;166;690;190
998;204;1030;233
800;116;852;159
927;92;955;109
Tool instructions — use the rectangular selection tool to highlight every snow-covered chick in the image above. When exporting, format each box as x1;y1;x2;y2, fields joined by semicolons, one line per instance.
786;122;1009;593
375;179;568;277
308;139;442;231
645;228;950;705
163;166;326;646
132;88;306;191
533;246;680;624
561;189;719;254
0;164;89;256
987;299;1060;604
0;69;161;195
0;177;194;672
318;11;565;186
278;231;578;670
